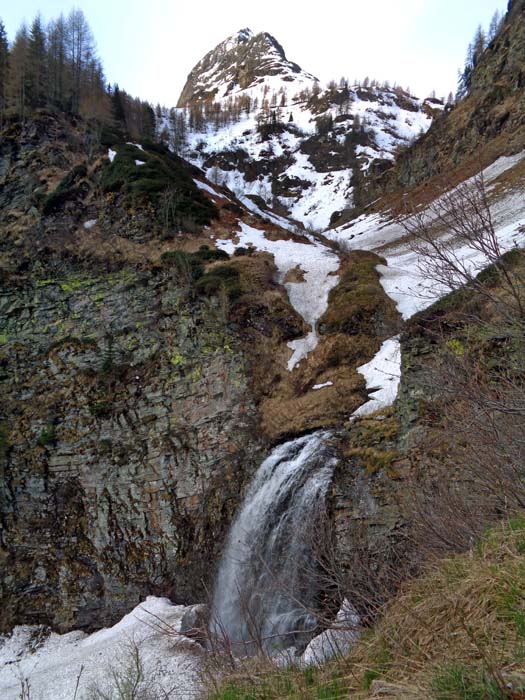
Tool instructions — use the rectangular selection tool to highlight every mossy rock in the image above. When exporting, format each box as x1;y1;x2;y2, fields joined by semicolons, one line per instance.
320;251;399;336
343;409;401;476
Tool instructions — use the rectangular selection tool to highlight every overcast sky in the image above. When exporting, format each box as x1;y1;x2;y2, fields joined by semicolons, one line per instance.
1;0;508;105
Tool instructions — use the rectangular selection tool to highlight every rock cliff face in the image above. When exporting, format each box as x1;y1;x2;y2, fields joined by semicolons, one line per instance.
0;266;261;632
0;114;272;632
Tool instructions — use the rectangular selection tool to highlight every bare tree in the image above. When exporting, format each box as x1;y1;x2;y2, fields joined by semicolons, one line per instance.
401;170;525;323
398;170;525;555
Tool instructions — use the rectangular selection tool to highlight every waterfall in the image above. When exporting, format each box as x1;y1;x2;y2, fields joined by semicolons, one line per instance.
210;431;338;655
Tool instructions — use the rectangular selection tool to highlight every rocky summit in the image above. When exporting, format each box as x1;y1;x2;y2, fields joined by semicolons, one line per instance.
177;28;317;106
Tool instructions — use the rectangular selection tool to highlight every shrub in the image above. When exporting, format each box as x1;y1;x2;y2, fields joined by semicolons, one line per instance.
41;164;88;214
233;247;252;257
160;250;204;282
100;143;217;228
37;424;56;446
0;422;9;460
195;265;241;301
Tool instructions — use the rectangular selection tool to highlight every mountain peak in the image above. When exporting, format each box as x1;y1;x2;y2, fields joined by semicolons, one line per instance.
177;28;317;107
237;27;253;40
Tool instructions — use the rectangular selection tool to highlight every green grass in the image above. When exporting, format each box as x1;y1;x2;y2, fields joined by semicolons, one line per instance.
205;517;525;700
208;668;348;700
432;663;505;700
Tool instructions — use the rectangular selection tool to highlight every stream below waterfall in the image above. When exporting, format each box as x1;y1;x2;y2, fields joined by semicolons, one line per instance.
210;431;339;655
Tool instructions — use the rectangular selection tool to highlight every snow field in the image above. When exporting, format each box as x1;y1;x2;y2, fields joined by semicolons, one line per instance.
352;337;401;417
335;152;525;416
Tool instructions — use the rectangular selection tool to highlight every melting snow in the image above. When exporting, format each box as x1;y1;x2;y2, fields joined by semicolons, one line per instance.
107;148;116;163
327;151;525;320
215;223;340;370
312;381;333;390
352;337;401;418
329;151;525;417
135;159;146;166
194;179;222;197
0;598;200;700
83;219;97;230
301;600;360;665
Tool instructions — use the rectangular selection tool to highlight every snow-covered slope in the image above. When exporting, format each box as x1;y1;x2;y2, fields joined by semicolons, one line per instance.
331;151;525;417
165;30;440;231
214;222;340;370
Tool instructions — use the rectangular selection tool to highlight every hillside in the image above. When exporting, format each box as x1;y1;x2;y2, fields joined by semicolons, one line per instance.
353;0;525;208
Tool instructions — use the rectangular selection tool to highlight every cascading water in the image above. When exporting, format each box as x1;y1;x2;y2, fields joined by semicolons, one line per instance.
210;431;338;655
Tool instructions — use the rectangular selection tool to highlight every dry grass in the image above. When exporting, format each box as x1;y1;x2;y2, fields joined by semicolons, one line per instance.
205;516;525;700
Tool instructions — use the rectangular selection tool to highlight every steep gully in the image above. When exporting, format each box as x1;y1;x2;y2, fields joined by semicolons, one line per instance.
209;150;525;652
210;222;386;652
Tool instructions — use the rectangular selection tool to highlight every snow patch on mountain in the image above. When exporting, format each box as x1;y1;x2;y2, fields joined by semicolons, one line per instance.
168;86;434;230
352;337;401;417
215;223;340;370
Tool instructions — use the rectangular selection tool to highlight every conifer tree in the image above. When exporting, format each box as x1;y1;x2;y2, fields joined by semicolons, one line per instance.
0;19;8;125
488;10;502;42
47;15;67;109
66;8;95;113
27;15;47;109
111;84;126;125
472;25;487;65
141;102;155;141
8;24;29;119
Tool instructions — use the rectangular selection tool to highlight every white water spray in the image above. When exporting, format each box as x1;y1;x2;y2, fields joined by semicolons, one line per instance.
210;431;338;654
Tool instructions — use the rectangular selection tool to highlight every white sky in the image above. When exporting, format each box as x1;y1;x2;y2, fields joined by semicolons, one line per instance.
1;0;509;105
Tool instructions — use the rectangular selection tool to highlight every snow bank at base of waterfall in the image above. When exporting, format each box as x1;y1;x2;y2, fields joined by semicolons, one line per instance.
301;600;360;665
0;597;201;700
